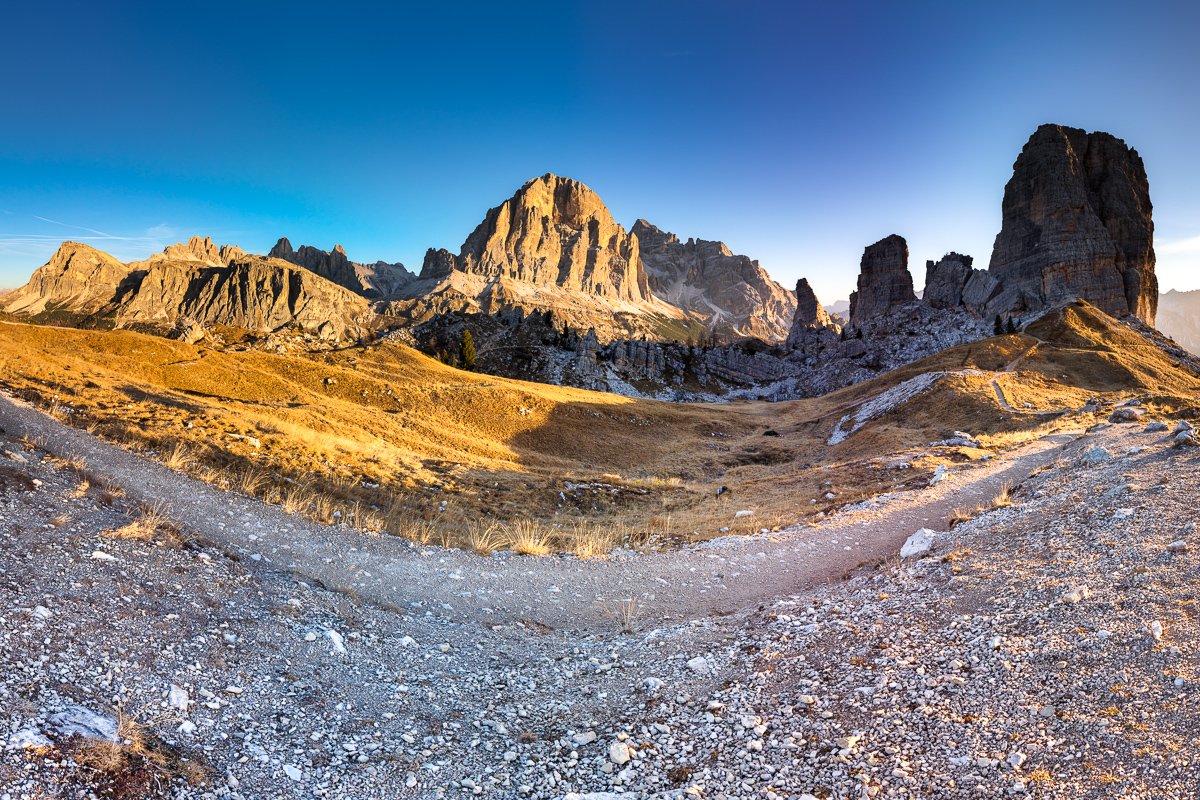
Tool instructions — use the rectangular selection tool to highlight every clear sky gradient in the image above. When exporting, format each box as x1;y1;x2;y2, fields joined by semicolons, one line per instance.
2;1;1198;302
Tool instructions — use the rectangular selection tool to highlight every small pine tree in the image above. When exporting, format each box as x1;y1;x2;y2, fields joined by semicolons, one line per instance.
1005;317;1017;334
994;315;1004;336
460;330;476;370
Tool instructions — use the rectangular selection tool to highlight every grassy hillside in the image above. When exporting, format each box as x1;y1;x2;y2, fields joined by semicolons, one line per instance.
0;301;1194;552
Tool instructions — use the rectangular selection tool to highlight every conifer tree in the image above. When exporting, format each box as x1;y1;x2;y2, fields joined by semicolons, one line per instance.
460;330;476;370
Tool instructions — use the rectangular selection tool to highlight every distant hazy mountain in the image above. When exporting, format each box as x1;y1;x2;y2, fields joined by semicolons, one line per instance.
1157;289;1200;354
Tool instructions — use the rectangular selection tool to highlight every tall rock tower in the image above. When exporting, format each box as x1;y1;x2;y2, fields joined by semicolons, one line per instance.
848;234;916;329
988;124;1157;324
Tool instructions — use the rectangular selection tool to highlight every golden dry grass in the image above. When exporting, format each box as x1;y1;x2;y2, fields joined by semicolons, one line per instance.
162;440;192;470
508;519;553;556
104;502;178;545
1;301;1196;553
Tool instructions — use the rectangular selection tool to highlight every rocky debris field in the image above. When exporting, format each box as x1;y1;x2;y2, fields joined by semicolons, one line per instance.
1;420;1198;799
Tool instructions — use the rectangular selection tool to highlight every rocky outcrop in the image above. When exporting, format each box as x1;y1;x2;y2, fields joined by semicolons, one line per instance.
792;278;835;331
848;235;916;328
630;219;796;342
988;124;1157;324
785;278;839;350
922;253;974;309
145;235;245;268
3;242;133;315
269;238;414;299
449;173;650;302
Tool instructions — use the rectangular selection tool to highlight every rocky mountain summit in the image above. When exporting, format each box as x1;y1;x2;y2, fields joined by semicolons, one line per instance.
2;242;131;315
5;237;371;341
989;124;1157;324
269;238;414;299
631;219;797;342
397;174;690;340
454;173;650;302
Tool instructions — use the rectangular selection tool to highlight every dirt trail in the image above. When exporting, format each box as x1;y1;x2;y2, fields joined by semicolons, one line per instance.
992;337;1050;413
0;391;1080;631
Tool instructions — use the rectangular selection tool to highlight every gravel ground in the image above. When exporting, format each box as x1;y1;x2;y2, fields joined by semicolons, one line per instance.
0;392;1076;631
1;410;1198;798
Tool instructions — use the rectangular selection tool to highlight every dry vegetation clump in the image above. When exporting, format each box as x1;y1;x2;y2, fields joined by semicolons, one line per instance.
161;440;192;471
603;596;640;634
65;704;207;800
566;520;626;559
104;502;181;546
946;482;1022;528
947;506;976;528
990;482;1015;508
465;521;508;555
508;519;553;556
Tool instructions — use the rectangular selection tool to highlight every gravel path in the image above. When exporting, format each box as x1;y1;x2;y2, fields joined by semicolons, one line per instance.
0;391;1079;631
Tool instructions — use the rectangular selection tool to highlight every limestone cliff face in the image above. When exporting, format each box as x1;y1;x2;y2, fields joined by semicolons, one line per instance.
988;124;1157;324
848;235;916;328
439;173;651;302
3;242;133;315
630;219;796;342
269;238;414;299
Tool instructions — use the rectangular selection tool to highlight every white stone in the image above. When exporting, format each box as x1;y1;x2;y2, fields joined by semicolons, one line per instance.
687;656;711;674
1061;586;1090;604
900;528;938;559
282;764;302;781
608;740;632;765
168;684;189;711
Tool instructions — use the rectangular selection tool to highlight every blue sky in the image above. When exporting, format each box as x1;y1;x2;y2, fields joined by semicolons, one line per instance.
2;1;1198;302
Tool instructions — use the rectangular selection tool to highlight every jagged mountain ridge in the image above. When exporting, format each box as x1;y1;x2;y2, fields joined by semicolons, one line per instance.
268;238;415;300
631;219;796;342
3;236;371;340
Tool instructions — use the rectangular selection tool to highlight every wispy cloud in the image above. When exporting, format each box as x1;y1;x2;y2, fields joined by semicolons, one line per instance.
0;214;183;269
